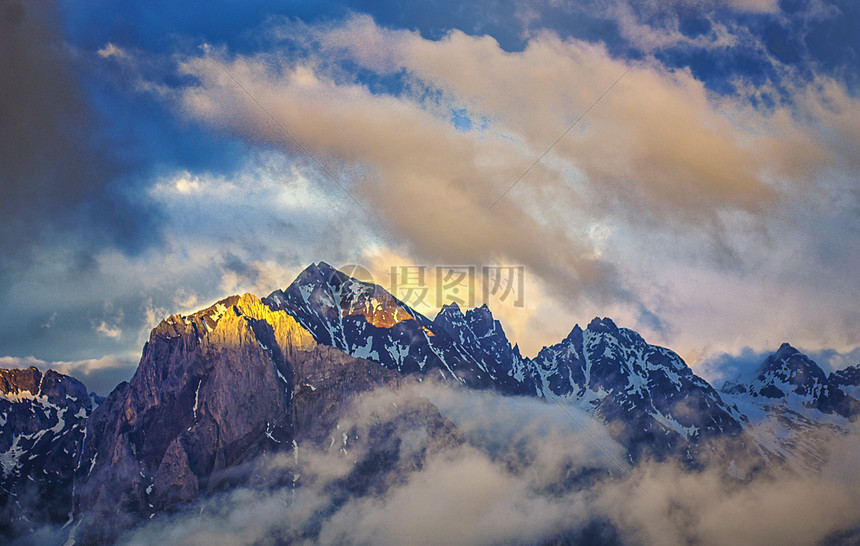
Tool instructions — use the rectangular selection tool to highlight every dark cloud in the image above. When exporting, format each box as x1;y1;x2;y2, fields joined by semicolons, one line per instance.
808;346;860;374
697;346;772;386
0;0;159;274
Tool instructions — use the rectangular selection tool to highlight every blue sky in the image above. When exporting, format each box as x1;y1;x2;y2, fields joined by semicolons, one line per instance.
1;0;859;393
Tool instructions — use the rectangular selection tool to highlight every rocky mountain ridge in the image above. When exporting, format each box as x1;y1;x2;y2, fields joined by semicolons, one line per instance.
0;367;91;540
1;262;858;543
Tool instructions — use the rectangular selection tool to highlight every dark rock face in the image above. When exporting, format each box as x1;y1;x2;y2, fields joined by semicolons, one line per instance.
830;365;860;401
433;302;539;395
0;367;91;540
74;294;313;542
266;266;747;463
73;293;401;544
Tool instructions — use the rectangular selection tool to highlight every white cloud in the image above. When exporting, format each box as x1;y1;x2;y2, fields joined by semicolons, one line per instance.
95;321;123;339
97;42;129;59
116;383;860;545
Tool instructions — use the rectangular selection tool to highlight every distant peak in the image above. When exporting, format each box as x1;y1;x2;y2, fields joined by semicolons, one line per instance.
464;303;495;326
436;302;465;323
775;342;799;357
753;342;826;383
294;262;348;288
0;366;42;396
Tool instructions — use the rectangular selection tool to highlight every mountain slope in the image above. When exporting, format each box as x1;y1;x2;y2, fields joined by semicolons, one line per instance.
5;263;859;543
432;302;538;395
719;344;859;473
0;367;91;540
263;262;497;388
729;343;859;418
75;294;313;542
265;265;762;464
531;318;747;462
830;365;860;401
72;292;426;544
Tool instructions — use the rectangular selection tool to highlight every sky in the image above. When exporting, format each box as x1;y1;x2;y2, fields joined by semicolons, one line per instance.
1;0;859;394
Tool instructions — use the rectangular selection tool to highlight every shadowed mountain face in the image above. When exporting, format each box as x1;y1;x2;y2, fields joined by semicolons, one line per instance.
2;263;858;543
529;318;748;462
0;367;91;541
73;293;352;542
831;365;860;400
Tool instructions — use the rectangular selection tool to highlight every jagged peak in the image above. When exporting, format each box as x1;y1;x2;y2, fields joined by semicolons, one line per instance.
749;343;830;400
774;342;801;359
0;366;42;396
438;301;463;317
831;365;860;386
310;261;349;286
755;343;818;375
0;366;90;405
153;295;241;336
290;261;340;289
563;324;583;342
512;343;523;359
587;317;618;331
464;303;494;324
151;292;314;351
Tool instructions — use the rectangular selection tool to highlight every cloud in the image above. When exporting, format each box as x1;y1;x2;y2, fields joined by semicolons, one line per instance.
95;321;123;340
97;42;130;60
596;452;860;545
112;381;860;545
116;382;623;545
695;346;771;386
4;2;859;400
0;0;158;269
313;16;786;224
175;28;624;308
151;14;860;360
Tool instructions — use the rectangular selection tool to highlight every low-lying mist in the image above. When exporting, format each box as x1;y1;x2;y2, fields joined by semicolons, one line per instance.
112;381;860;546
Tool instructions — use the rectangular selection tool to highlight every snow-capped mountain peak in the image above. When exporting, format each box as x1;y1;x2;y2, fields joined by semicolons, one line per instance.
732;343;859;419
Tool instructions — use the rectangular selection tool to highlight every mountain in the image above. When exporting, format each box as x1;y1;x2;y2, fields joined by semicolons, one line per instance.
265;263;749;461
69;291;461;544
725;343;859;418
264;262;499;388
0;367;92;541
432;302;538;395
3;262;859;543
530;318;748;462
830;365;860;400
718;344;860;473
